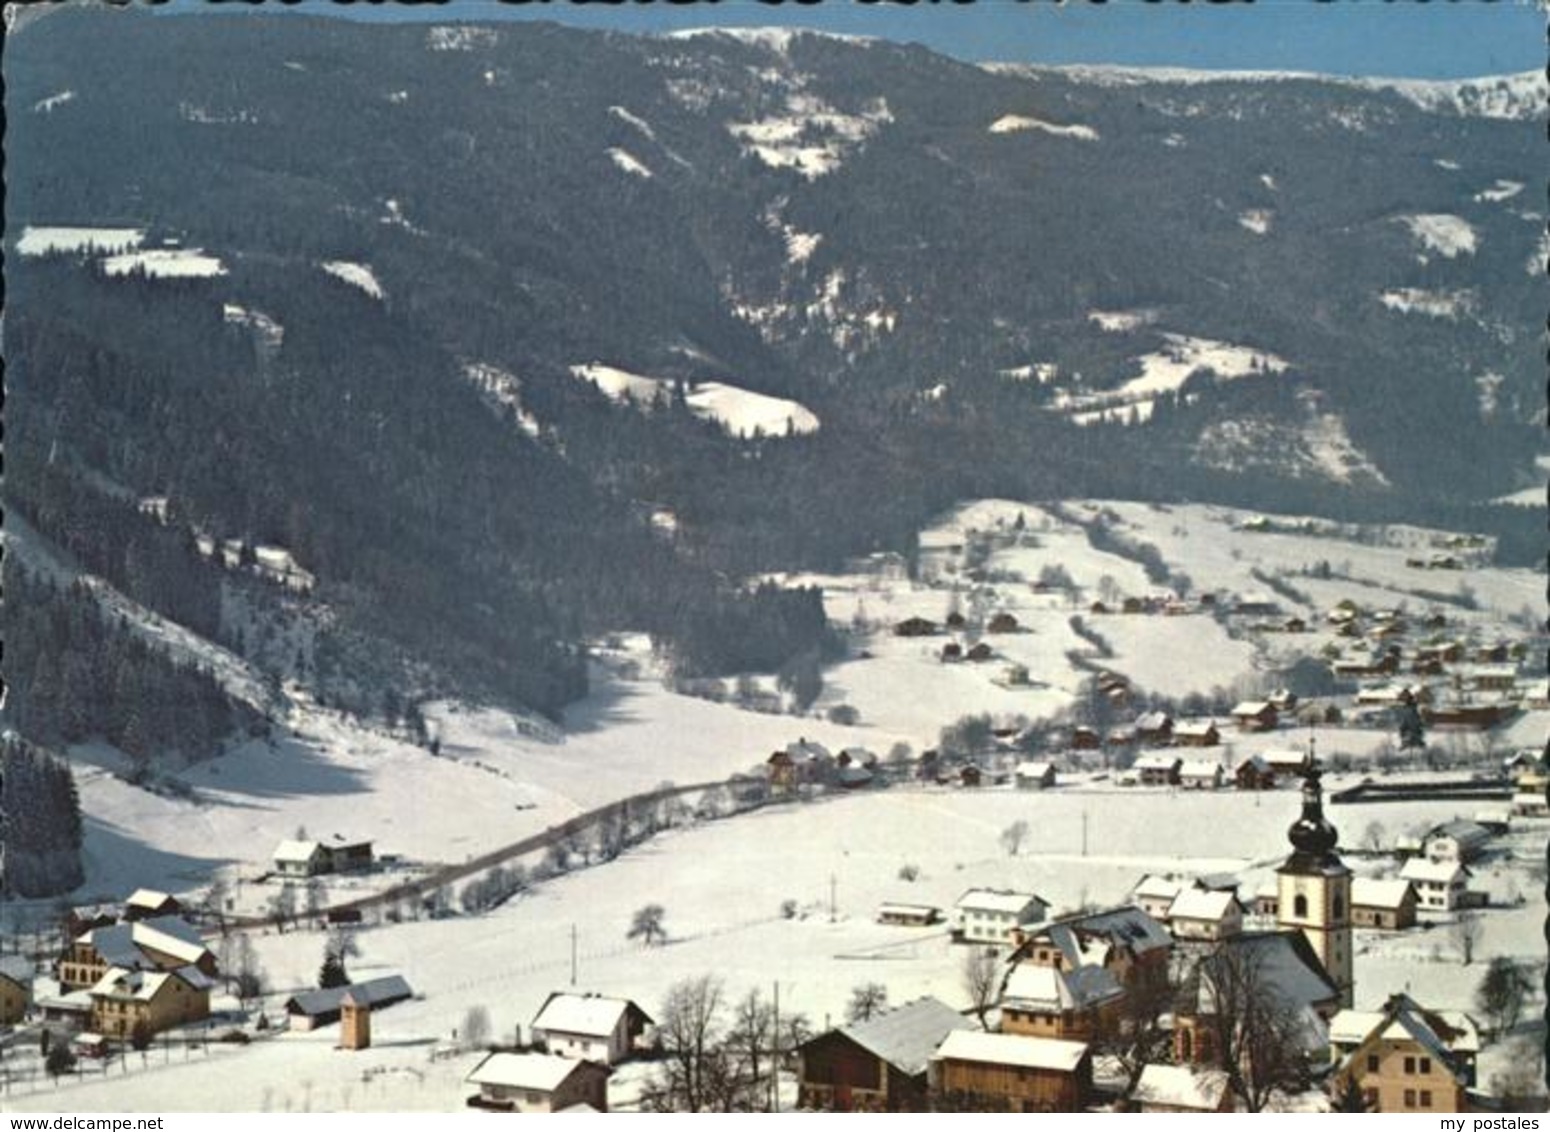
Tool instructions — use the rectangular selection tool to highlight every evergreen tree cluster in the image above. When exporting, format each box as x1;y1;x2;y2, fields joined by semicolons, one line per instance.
1;734;85;897
4;563;260;767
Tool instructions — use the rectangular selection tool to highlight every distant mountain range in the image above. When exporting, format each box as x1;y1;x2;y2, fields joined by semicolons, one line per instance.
6;10;1542;720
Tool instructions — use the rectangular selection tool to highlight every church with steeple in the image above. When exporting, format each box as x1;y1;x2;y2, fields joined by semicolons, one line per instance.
1275;749;1354;1008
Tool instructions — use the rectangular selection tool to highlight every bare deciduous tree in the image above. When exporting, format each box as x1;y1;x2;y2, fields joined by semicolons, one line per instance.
1452;910;1483;966
999;820;1030;857
628;904;668;947
1194;941;1316;1112
961;947;1000;1029
846;982;888;1025
644;976;726;1112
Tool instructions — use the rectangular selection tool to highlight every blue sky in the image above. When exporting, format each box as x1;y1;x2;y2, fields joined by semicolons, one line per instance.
182;0;1545;79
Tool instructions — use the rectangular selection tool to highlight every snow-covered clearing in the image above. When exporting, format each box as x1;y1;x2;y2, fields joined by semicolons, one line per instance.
1475;179;1524;203
102;248;226;279
1395;213;1478;258
1195;412;1389;488
727;95;892;180
569;363;819;437
321;260;384;300
1379;288;1474;319
460;362;542;438
607;148;653;179
17;226;144;256
1238;209;1273;235
33;89;75;113
1087;309;1158;333
988;114;1099;141
425;25;498;51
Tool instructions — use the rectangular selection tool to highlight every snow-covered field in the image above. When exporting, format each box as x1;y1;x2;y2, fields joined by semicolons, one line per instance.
102;248;226;279
989;114;1099;141
17;225;145;256
570;363;820;437
321;260;384;299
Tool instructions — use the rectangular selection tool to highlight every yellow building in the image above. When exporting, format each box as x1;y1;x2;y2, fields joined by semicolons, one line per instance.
88;966;212;1040
0;957;33;1025
1329;995;1478;1113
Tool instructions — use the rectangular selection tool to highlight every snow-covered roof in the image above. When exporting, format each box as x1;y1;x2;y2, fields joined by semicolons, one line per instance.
1189;931;1338;1016
126;888;177;910
1043;905;1173;956
1179;761;1223;779
1231;701;1272;716
1133;1064;1228;1110
89;967;190;1003
1174;720;1218;737
934;1029;1088;1073
467;1052;600;1092
1351;878;1413;910
1399;858;1467;884
833;997;970;1076
532;993;647;1039
274;839;324;863
1426;820;1491;845
1016;761;1054;778
1134;753;1181;771
1001;963;1123;1013
877;902;941;917
1167;888;1237;922
956;888;1047;916
285;975;413;1017
0;956;34;986
1259;749;1310;770
1134;711;1172;731
1334;996;1479;1083
81;916;208;970
1131;874;1183;901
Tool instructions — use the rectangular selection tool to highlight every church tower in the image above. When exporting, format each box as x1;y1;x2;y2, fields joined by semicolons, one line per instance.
1276;750;1354;1008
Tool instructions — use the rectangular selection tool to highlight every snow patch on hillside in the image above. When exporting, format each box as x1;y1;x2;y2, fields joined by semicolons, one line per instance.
322;260;385;299
1000;363;1059;384
462;362;543;439
1239;209;1273;235
728;95;892;179
784;227;822;264
1473;372;1505;419
1475;180;1524;203
1526;230;1548;277
1120;334;1288;398
18;226;144;256
1396;214;1477;258
222;303;285;351
1196;412;1389;487
1087;309;1158;333
608;105;656;140
607;148;653;179
426;25;498;51
1259;173;1278;191
33;89;74;113
666;27;876;52
570;364;819;437
1379;288;1475;319
102;248;226;279
989;114;1099;141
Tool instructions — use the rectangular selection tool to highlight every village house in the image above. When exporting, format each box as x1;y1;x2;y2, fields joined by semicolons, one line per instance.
998;962;1124;1042
530;993;654;1066
1178;761;1224;791
1130;1065;1231;1113
284;975;413;1031
1398;858;1470;912
893;617;938;638
1259;749;1311;778
1423;703;1515;731
1133;753;1182;787
1464;664;1518;694
1234;756;1277;791
1129;875;1184;924
1011;906;1174;996
797;997;969;1112
1172;721;1220;748
951;890;1048;946
1328;994;1479;1113
1014;761;1057;790
931;1030;1092;1112
88;965;213;1040
123;889;182;922
1230;701;1279;732
1423;820;1491;865
1069;726;1101;750
1165;888;1243;942
1349;879;1418;931
58;916;216;992
0;956;33;1025
466;1053;611;1113
272;839;329;878
1133;711;1174;746
876;903;943;928
1511;791;1549;818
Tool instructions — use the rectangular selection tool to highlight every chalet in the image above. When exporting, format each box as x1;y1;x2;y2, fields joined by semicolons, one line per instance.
1356;684;1432;707
939;642;963;663
837;765;875;789
797;997;969;1112
0;956;33;1025
273;839;329;878
1259;749;1311;778
1511;791;1549;818
931;1031;1092;1112
1012;906;1174;995
1423;703;1515;731
894;617;938;638
1173;721;1220;748
767;750;799;791
1133;711;1174;746
952;890;1048;946
36;989;95;1026
1502;749;1543;777
284;975;413;1031
1015;762;1057;790
1129;875;1184;923
1134;754;1182;787
1070;727;1101;751
58;916;216;992
1398;859;1469;912
987;612;1020;634
1423;820;1491;865
964;642;994;663
530;993;654;1066
123;890;181;922
466;1053;610;1113
1173;931;1339;1066
324;837;375;873
1234;756;1276;791
1165;888;1242;942
1230;701;1278;732
1328;994;1479;1113
999;962;1124;1042
1463;664;1518;693
71;1032;110;1060
1470;808;1511;836
1327;600;1361;625
1178;761;1224;791
89;965;213;1040
1131;1065;1231;1114
1350;878;1418;931
877;903;942;928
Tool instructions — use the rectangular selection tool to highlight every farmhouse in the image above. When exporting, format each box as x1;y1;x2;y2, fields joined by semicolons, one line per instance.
1230;701;1279;732
797;997;970;1112
1349;879;1418;931
58;916;216;992
88;965;213;1040
1328;994;1479;1113
272;840;328;877
877;903;942;928
1234;756;1276;791
1422;820;1490;865
0;956;33;1025
1165;888;1242;942
1398;859;1469;912
1172;721;1220;748
931;1030;1092;1112
1133;711;1174;746
1178;761;1224;791
530;992;654;1066
123;889;182;922
952;890;1048;946
1130;1065;1231;1113
466;1053;610;1113
1014;762;1057;790
284;975;413;1031
1129;875;1184;923
1133;754;1181;787
1012;906;1173;995
998;962;1124;1042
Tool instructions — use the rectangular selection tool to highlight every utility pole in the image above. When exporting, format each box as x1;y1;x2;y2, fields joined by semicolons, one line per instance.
828;875;836;923
771;981;780;1113
570;924;577;986
1081;810;1089;858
